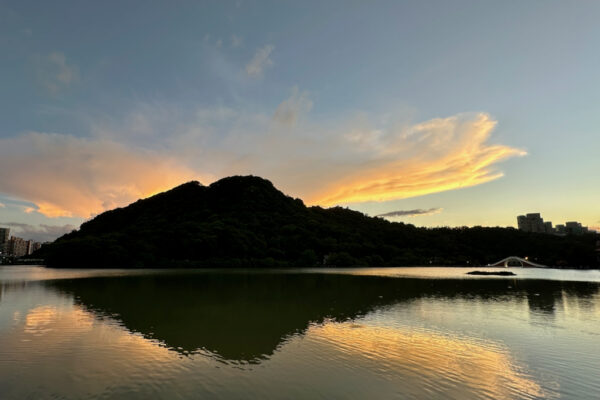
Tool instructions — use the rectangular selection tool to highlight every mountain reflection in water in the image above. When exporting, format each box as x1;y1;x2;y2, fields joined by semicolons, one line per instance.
47;272;599;362
1;268;599;399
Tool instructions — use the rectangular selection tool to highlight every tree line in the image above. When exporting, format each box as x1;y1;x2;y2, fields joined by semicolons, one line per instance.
38;176;599;269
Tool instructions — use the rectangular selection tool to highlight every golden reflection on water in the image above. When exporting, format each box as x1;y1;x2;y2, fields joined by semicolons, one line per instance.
3;300;549;399
23;306;58;335
0;303;183;398
308;322;548;400
22;306;94;335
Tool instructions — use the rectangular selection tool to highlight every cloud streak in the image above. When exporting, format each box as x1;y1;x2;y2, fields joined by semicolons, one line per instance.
376;208;443;218
245;45;274;77
307;113;526;206
272;87;312;127
231;34;243;48
35;52;79;93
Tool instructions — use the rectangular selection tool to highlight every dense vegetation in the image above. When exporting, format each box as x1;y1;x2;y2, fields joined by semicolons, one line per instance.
38;176;599;268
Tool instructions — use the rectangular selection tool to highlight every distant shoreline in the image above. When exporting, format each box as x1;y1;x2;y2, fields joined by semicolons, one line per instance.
33;176;600;270
2;263;600;271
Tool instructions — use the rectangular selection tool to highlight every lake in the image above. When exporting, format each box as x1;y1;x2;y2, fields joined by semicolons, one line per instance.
1;266;599;399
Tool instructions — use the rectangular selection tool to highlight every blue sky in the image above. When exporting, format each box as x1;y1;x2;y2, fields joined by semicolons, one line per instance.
1;0;599;240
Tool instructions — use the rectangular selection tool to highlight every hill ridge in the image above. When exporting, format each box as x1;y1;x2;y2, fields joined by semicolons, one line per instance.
39;175;599;268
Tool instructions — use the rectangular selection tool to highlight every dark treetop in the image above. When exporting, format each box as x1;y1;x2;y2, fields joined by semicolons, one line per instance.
38;176;599;268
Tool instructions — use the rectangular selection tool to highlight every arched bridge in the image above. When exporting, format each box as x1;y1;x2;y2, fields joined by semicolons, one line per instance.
488;256;548;268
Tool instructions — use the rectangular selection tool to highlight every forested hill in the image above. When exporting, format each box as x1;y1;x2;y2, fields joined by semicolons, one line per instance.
39;176;599;268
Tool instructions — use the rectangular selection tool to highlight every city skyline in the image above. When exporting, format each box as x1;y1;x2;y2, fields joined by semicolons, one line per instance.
0;226;43;260
1;1;599;239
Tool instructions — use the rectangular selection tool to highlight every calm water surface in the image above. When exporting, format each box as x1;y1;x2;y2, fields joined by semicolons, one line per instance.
0;266;599;399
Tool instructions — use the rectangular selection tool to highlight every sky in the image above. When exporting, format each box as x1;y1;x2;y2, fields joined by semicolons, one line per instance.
1;0;599;241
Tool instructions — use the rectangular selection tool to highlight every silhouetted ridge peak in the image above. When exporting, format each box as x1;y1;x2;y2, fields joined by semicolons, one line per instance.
206;175;303;212
38;174;599;268
158;180;204;195
209;175;279;196
176;180;203;188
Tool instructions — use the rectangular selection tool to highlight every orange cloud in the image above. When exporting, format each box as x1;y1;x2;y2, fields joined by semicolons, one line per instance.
303;113;526;205
0;133;197;218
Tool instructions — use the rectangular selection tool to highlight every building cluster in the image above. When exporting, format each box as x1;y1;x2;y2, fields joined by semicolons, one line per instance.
0;227;43;259
517;213;590;235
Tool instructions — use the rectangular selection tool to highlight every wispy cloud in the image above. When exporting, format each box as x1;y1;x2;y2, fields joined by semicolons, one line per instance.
273;87;312;127
0;89;525;218
231;34;243;47
0;222;77;242
376;208;443;218
35;52;79;93
246;45;274;77
0;202;5;208
307;113;526;206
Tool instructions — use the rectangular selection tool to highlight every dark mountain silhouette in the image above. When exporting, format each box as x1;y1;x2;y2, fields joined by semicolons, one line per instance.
38;175;598;268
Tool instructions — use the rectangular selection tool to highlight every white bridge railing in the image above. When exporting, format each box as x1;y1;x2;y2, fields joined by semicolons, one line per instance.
488;256;547;268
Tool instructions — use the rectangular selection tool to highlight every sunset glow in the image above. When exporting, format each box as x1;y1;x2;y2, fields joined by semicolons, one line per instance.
310;322;546;399
0;0;598;237
310;114;526;206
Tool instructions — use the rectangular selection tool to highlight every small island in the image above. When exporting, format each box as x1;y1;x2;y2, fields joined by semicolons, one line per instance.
466;271;517;276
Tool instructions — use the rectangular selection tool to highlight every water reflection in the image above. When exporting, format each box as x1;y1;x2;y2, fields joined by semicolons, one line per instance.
308;323;546;399
46;273;600;362
0;271;599;399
